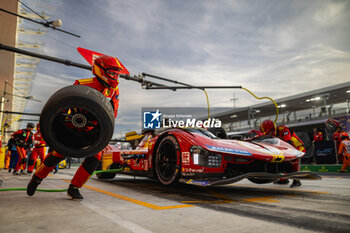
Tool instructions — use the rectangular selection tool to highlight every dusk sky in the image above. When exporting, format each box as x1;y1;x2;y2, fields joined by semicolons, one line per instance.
22;0;350;137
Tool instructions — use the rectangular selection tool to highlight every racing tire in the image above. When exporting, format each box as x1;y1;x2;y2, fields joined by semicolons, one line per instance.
40;85;114;158
248;178;276;184
155;135;181;185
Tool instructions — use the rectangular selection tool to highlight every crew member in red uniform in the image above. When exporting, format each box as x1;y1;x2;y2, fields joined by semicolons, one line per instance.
260;120;305;188
12;123;35;174
27;123;46;174
338;133;350;172
312;128;323;143
333;126;345;163
244;129;263;140
27;55;123;199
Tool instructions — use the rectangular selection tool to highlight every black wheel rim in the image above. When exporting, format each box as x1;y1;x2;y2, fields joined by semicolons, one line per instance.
157;140;178;182
51;107;101;150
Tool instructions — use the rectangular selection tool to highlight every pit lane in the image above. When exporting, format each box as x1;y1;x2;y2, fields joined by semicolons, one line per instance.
0;169;349;233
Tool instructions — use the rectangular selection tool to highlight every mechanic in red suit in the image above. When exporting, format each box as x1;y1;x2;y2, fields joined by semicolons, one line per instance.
244;129;263;140
12;123;35;175
312;128;323;143
27;123;46;174
260;120;305;188
338;133;350;172
27;55;123;199
333;126;345;163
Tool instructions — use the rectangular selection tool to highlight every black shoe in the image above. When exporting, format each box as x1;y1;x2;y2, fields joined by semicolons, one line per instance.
8;169;12;173
27;174;42;196
290;180;302;188
67;184;83;200
53;170;58;174
274;179;290;185
27;171;32;175
21;170;28;175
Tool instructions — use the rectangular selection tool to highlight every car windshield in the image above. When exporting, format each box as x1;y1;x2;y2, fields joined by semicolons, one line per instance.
250;135;280;145
259;137;279;145
185;128;217;139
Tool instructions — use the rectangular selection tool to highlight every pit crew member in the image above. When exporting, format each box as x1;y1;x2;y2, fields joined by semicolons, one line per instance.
260;120;305;188
333;126;345;163
27;123;46;174
338;133;350;173
27;55;123;199
7;137;18;173
244;129;263;140
313;128;323;142
12;123;35;175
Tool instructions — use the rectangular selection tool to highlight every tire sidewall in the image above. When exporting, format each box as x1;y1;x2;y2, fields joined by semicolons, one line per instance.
40;85;114;158
155;135;181;185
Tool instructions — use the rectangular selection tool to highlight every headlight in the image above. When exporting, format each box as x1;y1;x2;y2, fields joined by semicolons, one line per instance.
190;146;222;168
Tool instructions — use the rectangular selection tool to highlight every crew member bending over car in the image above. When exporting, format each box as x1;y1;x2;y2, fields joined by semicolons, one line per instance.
260;120;305;188
27;123;46;174
27;55;123;199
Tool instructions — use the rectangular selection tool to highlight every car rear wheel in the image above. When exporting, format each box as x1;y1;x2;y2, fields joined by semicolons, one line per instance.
155;135;181;185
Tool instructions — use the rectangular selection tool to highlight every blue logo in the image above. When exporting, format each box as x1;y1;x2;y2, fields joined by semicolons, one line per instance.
143;109;162;129
205;145;252;156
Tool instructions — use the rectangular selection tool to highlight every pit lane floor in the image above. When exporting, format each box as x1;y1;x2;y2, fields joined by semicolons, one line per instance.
0;169;349;233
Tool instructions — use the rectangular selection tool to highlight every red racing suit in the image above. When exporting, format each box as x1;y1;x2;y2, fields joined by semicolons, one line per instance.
12;129;34;172
35;77;119;187
334;131;345;162
338;138;350;171
313;132;323;142
27;131;47;172
277;126;305;172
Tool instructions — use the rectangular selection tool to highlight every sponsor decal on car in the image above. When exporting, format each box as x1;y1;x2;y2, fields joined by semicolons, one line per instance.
144;159;149;170
182;152;190;165
182;167;204;173
184;179;209;186
271;155;285;163
205;145;252;156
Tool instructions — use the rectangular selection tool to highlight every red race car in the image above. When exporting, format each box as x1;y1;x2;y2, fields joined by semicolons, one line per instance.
97;128;321;186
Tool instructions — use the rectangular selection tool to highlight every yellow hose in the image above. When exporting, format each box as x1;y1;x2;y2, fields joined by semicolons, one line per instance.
241;87;279;123
201;86;278;123
203;89;210;120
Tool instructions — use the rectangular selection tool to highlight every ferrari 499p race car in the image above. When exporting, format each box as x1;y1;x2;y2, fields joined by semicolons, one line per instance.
97;128;321;186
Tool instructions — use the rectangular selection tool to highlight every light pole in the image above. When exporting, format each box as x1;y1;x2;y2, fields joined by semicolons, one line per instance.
230;92;239;108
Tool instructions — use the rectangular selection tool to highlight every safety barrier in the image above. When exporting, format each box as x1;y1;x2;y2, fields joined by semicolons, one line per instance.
301;164;344;173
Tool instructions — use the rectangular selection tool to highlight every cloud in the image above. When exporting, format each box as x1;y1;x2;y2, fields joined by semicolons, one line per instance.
22;0;350;135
